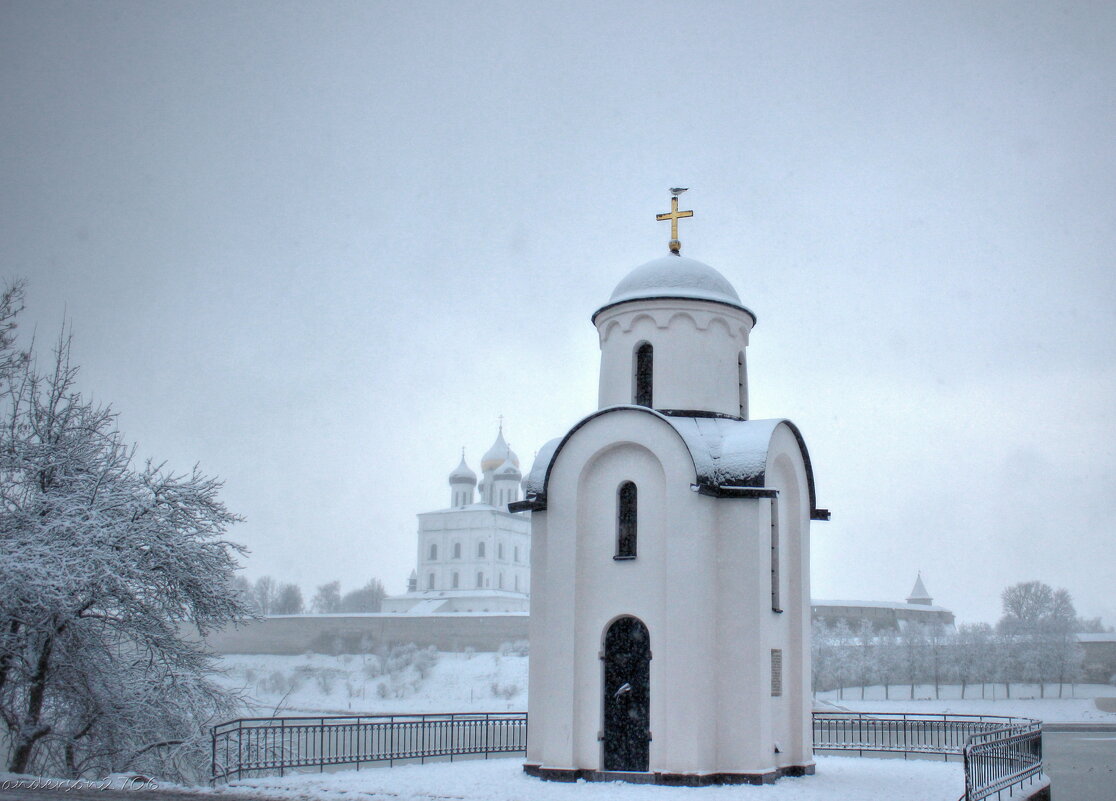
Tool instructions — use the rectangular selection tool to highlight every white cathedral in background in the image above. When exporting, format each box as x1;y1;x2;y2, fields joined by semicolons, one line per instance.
381;426;531;614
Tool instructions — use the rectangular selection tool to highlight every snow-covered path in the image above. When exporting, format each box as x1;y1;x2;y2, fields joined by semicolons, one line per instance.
208;757;971;801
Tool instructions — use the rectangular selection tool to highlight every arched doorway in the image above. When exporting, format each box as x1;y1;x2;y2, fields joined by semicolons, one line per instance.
602;616;650;772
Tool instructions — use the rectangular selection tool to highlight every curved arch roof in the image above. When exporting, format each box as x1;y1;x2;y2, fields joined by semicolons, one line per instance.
518;407;828;521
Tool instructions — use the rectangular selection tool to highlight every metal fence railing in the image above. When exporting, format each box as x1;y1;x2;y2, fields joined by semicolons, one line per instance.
213;710;1042;800
814;712;1043;800
211;712;527;783
964;720;1044;801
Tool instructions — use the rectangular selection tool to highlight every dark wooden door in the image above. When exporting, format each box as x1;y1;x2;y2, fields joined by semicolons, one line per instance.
602;616;650;771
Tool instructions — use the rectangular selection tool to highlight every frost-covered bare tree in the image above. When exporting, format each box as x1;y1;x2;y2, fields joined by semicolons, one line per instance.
310;581;341;614
252;576;278;616
272;583;304;615
0;287;251;780
340;579;386;613
997;580;1083;698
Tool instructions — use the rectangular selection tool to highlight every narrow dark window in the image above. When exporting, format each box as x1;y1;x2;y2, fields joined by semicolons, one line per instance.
738;351;748;419
498;542;504;560
514;546;519;562
771;649;783;696
477;541;486;558
427;573;435;590
453;542;461;559
452;572;459;589
634;342;653;407
616;481;637;559
771;499;782;612
476;571;484;588
429;543;437;560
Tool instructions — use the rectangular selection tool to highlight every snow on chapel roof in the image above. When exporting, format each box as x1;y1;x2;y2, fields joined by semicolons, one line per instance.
593;255;755;322
520;408;827;521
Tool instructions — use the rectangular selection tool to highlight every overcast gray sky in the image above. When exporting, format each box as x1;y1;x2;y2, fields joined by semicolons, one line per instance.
3;1;1113;625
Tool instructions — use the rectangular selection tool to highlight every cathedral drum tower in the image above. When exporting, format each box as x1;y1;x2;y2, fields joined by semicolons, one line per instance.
514;192;829;785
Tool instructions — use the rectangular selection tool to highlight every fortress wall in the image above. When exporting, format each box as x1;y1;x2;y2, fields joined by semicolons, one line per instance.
196;613;529;655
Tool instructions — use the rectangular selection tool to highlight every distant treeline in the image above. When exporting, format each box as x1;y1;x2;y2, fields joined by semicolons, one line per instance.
235;575;386;615
813;581;1111;699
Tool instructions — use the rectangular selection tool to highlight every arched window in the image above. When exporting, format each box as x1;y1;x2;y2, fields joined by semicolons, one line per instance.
498;542;504;560
453;542;461;559
738;351;748;419
477;541;486;558
514;546;519;562
476;571;484;588
429;543;437;560
616;481;637;559
633;342;653;407
427;573;435;590
452;572;459;589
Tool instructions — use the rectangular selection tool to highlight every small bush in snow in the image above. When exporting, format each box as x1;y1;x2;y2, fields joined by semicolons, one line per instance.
362;659;383;679
490;682;520;700
499;640;529;657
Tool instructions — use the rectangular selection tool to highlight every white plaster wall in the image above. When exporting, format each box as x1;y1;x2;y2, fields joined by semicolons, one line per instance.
417;508;530;595
527;413;814;778
525;507;550;765
713;496;772;773
529;409;725;773
766;424;814;770
595;299;753;416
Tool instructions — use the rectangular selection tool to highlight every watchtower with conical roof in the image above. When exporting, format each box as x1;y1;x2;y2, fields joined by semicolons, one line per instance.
907;572;934;606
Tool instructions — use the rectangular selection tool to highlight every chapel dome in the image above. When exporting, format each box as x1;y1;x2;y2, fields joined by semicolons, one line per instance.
481;429;519;472
593;256;753;323
448;455;477;485
495;457;521;480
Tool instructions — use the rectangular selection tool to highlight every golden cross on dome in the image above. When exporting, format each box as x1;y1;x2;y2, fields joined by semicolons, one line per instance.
656;189;693;254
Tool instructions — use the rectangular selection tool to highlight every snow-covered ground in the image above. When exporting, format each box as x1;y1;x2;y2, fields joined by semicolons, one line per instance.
214;652;1116;725
213;649;527;716
204;756;977;801
815;682;1116;723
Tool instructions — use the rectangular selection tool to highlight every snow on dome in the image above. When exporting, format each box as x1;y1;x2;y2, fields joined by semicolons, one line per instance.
448;454;477;485
481;428;519;472
594;255;752;320
496;457;521;479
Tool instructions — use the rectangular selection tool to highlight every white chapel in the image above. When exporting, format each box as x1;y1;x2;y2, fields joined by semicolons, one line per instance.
517;195;828;784
381;426;531;614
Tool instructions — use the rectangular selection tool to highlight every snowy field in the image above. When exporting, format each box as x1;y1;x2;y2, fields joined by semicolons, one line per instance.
816;682;1116;723
213;651;1116;725
213;648;527;716
206;756;974;801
